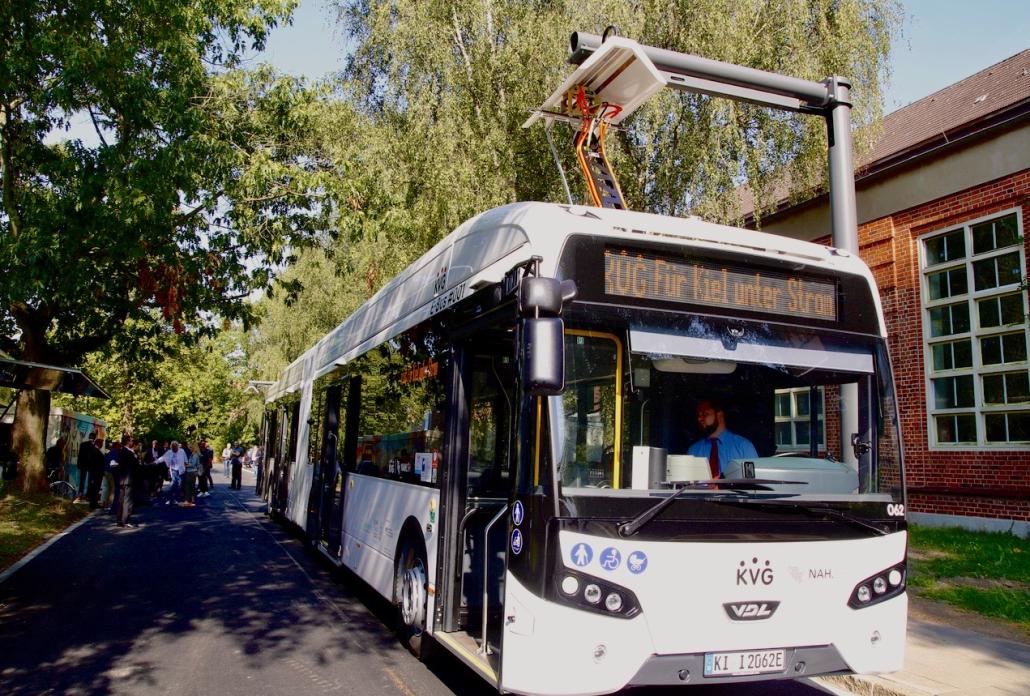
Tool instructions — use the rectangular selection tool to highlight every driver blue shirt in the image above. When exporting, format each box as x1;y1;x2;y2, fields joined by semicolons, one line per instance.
687;430;758;476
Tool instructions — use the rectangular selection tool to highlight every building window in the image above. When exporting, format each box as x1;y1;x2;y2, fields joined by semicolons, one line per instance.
774;387;825;451
921;209;1029;447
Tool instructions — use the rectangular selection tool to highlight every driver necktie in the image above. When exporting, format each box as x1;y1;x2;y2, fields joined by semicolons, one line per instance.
708;438;720;479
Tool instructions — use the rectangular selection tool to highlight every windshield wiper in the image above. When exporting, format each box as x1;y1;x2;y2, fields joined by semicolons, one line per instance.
617;480;796;537
725;499;890;536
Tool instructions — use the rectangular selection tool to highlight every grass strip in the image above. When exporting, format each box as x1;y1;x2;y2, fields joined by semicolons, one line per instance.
0;489;92;572
908;524;1029;630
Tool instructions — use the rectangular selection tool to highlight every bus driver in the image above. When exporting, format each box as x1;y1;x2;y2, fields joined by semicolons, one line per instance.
687;399;757;479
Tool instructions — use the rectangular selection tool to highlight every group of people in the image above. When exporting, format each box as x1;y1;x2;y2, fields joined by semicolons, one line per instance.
56;433;250;528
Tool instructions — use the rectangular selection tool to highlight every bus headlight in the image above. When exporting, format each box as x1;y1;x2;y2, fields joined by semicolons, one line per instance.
551;569;641;619
561;575;580;596
604;592;624;612
849;562;906;609
584;584;602;604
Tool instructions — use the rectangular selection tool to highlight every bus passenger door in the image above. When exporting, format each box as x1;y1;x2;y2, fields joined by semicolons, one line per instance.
440;341;514;673
318;382;347;558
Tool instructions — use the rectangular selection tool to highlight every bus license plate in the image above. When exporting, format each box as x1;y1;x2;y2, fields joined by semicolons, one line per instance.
704;648;786;677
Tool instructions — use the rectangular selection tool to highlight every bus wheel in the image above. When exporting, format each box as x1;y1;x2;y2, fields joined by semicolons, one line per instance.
394;536;428;658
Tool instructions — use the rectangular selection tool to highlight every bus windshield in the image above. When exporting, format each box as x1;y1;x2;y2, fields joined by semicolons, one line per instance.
548;320;903;511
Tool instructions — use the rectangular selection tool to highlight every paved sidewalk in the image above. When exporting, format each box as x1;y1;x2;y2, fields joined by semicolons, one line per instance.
818;614;1030;696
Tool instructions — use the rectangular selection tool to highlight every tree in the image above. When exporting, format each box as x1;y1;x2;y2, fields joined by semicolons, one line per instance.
0;0;346;490
334;0;899;230
249;0;900;385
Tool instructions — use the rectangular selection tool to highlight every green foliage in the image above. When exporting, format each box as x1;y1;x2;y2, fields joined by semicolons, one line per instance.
54;326;259;446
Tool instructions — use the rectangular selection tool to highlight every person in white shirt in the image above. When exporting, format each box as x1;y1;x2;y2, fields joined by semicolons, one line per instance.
157;441;188;505
222;444;233;476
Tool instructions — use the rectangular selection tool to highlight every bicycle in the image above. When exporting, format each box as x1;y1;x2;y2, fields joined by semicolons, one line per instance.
47;467;77;500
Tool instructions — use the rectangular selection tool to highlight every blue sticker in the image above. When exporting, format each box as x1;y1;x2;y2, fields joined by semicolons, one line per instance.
627;551;648;574
512;500;525;527
599;547;622;571
511;528;523;555
571;542;593;567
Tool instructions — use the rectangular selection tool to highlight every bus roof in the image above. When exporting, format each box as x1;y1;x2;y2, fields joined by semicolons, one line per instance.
266;202;882;401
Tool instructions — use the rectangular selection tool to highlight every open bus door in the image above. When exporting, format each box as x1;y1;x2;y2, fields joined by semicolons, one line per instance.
435;332;515;683
435;272;569;684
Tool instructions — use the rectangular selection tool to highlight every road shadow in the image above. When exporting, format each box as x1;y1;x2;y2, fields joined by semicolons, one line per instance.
0;475;404;695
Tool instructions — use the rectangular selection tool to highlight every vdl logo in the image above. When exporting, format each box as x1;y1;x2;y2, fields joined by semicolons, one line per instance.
737;557;774;586
723;601;780;621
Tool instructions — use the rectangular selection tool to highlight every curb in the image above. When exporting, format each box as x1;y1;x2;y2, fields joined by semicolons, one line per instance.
816;674;934;696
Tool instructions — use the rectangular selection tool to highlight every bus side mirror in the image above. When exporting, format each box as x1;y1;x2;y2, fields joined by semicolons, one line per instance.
519;277;576;396
522;317;565;395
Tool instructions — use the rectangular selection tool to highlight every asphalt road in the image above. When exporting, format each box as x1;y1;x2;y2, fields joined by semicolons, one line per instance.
0;471;840;696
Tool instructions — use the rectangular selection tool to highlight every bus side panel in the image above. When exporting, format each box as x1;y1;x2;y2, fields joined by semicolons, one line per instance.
286;457;313;530
340;473;441;602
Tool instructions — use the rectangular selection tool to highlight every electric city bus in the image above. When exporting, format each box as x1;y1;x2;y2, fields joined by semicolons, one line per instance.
259;34;906;696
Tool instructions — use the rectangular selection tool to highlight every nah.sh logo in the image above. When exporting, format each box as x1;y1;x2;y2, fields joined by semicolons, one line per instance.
724;600;780;620
737;557;774;585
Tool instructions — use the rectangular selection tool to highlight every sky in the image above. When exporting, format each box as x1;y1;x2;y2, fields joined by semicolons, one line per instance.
259;0;1030;111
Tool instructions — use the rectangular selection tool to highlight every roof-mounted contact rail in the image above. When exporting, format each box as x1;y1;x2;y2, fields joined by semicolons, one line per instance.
525;32;859;253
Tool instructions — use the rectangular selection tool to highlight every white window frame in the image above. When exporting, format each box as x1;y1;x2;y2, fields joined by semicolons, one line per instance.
920;206;1030;450
773;386;826;452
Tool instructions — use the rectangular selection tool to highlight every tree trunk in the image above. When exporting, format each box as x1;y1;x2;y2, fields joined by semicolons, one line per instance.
12;388;51;493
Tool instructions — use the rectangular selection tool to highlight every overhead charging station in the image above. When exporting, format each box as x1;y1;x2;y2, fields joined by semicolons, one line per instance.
524;31;860;255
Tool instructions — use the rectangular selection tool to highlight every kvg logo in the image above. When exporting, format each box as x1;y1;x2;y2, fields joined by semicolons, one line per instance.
736;557;774;586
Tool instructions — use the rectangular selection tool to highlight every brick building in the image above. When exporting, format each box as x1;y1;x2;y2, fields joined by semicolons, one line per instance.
745;50;1030;535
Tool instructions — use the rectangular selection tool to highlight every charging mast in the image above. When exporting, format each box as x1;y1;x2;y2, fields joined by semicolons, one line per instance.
525;31;864;468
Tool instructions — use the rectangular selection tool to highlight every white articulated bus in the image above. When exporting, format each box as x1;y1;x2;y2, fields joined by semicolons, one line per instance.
259;34;906;696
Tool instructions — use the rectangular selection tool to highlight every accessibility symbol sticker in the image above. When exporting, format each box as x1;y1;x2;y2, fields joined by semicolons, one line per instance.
571;542;593;567
599;547;622;571
511;528;524;555
627;551;648;574
512;500;524;527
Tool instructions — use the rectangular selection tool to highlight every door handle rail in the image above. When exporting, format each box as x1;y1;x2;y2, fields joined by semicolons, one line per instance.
479;503;508;656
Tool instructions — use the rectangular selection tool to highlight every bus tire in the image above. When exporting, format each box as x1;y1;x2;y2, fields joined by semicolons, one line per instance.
394;533;429;659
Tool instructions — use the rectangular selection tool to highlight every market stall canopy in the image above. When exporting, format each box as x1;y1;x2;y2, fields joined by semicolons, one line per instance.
0;358;110;398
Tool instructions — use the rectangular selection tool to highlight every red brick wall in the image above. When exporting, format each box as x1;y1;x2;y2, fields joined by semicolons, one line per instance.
851;170;1030;521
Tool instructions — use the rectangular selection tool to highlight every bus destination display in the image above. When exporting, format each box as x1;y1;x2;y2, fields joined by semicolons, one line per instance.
604;248;837;321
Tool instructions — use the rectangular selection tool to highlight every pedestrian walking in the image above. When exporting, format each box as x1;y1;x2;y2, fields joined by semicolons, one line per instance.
230;447;243;490
74;435;95;502
253;444;264;494
83;432;105;509
111;435;139;527
198;440;214;497
222;443;232;477
101;440;120;510
157;441;188;505
183;442;200;506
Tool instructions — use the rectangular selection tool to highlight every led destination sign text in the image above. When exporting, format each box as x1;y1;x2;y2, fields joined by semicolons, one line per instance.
604;249;837;321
